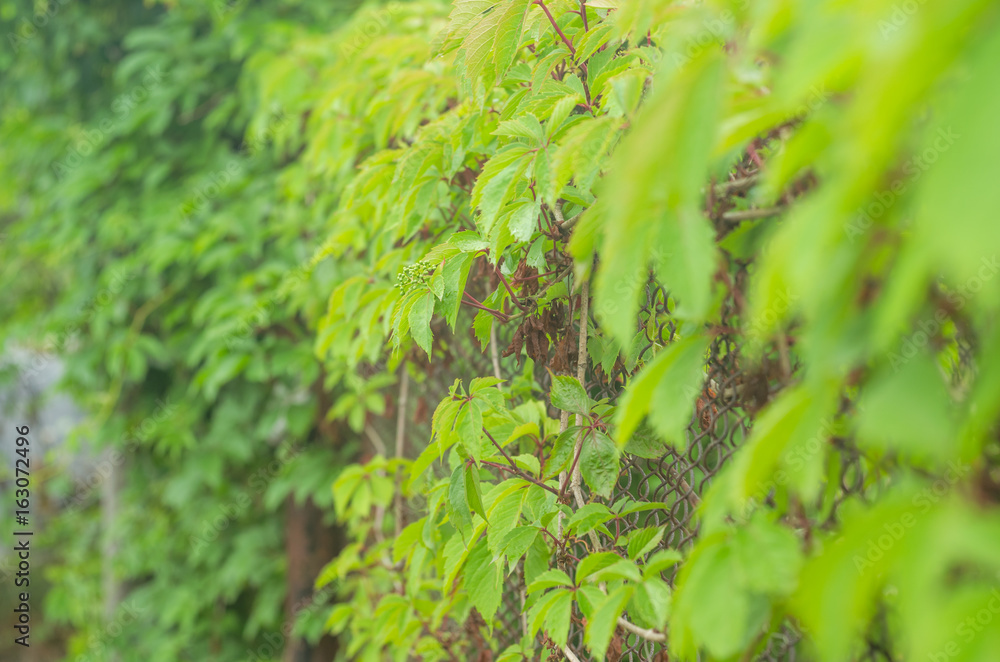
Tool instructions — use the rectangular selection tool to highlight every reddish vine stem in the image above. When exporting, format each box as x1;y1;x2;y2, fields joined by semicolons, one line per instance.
481;461;560;496
495;266;527;310
534;0;576;57
483;427;520;472
462;292;509;322
579;0;589;31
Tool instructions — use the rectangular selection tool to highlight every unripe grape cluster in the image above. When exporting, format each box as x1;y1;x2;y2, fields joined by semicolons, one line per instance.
395;260;434;294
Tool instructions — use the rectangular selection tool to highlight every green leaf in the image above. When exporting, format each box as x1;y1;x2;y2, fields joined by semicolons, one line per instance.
408;292;436;356
524;533;552;585
627;526;665;561
671;536;749;660
393;518;426;564
471;376;506;393
487;485;527;555
579;430;620;498
499;527;538;571
543;590;574;648
545;425;582;478
527;568;573;593
623;424;669;459
585;585;633;659
631;578;671;630
513;453;540;476
549;373;591;414
442;253;475;330
443;522;487;592
644;549;683;578
466;464;487;520
508;199;541;242
565;502;614;536
856;355;955;464
464;535;504;624
615;334;709;449
732;514;802;596
575;551;623;584
528;588;565;638
586;558;643;584
455;400;486;463
588;51;724;343
472;146;532;236
448;464;474;536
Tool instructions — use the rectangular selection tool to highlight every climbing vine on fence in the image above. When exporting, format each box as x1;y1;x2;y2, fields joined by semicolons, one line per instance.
305;0;1000;660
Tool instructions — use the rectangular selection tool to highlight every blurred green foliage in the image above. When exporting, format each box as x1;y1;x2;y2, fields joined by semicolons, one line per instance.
3;0;1000;660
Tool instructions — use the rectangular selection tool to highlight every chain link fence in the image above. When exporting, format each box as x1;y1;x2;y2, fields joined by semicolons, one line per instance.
483;269;890;661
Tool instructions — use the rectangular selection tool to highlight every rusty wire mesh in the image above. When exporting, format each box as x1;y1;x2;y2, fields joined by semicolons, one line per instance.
484;265;881;661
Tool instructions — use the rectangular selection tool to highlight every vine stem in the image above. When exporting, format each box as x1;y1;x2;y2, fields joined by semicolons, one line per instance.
462;291;509;322
490;324;502;380
720;206;782;222
534;0;576;57
569;276;590;508
496;264;527;310
563;646;583;662
393;368;409;536
481;459;560;497
562;270;668;646
617;617;667;643
555;287;574;538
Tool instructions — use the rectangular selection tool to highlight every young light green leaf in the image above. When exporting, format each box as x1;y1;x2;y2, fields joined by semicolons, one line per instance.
527;568;573;593
464;535;504;624
615;334;710;449
627;526;665;560
575;551;624;584
586;585;633;658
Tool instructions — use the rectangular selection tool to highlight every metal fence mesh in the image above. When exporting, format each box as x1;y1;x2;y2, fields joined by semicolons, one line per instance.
484;266;884;661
